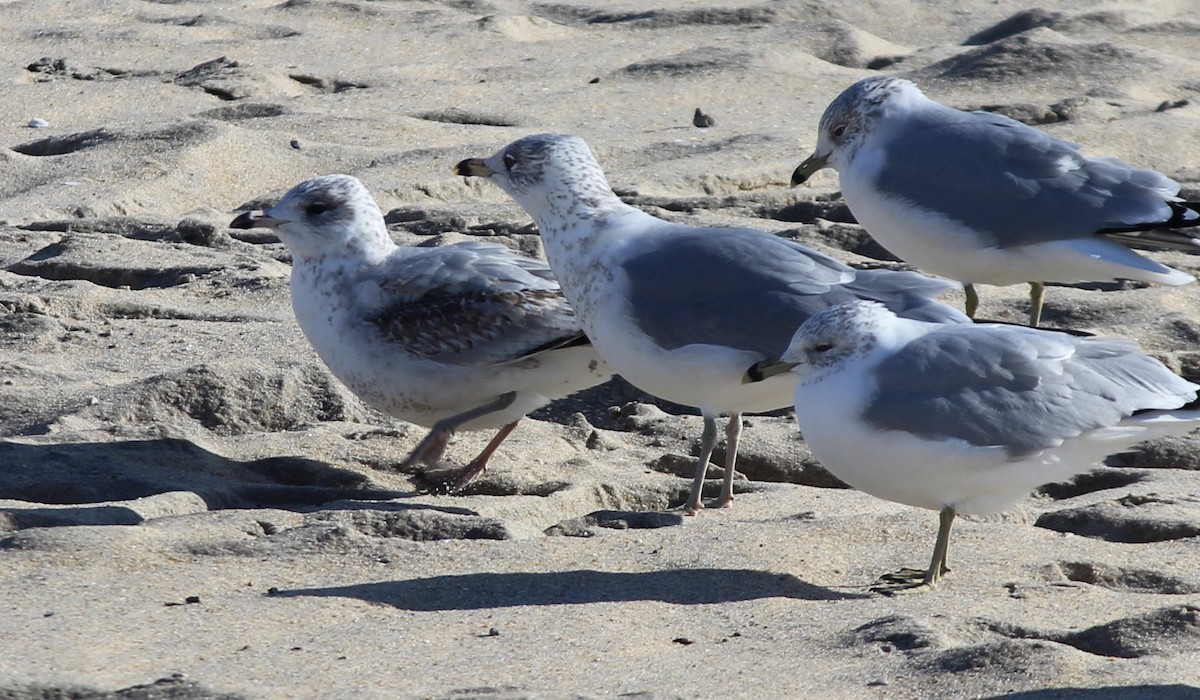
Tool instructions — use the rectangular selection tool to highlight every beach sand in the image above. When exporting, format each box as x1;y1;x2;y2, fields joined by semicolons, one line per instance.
1;1;1199;697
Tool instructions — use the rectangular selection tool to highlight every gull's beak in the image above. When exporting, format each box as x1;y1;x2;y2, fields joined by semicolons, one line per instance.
742;358;799;384
229;211;286;230
790;151;829;187
454;158;495;178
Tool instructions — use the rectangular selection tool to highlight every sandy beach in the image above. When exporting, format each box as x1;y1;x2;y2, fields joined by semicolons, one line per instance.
2;1;1200;697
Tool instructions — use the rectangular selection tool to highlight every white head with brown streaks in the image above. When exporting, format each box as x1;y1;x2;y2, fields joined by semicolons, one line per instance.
792;76;922;184
230;174;392;264
454;134;627;234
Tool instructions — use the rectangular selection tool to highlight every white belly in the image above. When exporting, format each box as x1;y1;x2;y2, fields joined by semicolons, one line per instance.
596;328;795;416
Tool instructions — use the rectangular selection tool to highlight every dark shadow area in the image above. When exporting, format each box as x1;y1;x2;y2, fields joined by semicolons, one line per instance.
7;237;223;289
545;509;685;537
763;198;855;225
1;504;145;529
1035;468;1145;500
1035;494;1200;543
529;375;792;431
312;499;477;516
12;127;119;156
527;375;666;429
0;675;246;699
0;438;412;511
410;108;519;127
1054;561;1200;594
981;685;1200;700
273;567;866;609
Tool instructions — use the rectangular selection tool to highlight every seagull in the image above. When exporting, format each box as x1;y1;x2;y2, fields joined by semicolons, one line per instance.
792;76;1200;327
229;174;611;491
454;133;968;514
749;300;1200;592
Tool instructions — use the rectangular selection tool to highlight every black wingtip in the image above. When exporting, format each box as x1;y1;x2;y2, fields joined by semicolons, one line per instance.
1098;201;1200;236
1166;201;1200;229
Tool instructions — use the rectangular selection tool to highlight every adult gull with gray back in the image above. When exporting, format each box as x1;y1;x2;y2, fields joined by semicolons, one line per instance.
454;134;967;514
749;300;1200;592
230;174;611;491
792;76;1200;327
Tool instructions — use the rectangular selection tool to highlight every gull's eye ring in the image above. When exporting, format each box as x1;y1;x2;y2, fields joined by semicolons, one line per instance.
305;201;330;216
814;342;834;353
503;153;518;170
832;124;847;138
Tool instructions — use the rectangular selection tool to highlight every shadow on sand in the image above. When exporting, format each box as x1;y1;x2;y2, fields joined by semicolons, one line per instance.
274;567;868;609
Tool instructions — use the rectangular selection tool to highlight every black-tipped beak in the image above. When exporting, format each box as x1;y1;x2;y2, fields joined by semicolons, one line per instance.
742;358;799;384
229;211;284;229
454;158;495;178
790;152;829;187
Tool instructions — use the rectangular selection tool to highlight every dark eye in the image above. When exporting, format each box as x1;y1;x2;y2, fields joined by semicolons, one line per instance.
305;201;330;216
503;152;518;170
813;342;834;353
832;124;847;138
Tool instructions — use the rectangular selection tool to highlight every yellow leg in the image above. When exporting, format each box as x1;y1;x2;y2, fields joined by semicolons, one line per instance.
1028;282;1046;327
872;506;956;595
964;284;979;319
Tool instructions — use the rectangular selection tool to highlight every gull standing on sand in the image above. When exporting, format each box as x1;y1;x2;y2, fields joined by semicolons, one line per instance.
230;175;611;490
749;300;1200;592
454;133;968;514
792;76;1200;326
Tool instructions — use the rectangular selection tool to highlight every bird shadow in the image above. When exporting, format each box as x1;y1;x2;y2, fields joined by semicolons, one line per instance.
272;567;867;609
981;686;1200;700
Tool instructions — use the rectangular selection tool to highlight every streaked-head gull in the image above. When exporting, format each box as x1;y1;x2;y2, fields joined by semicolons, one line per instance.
749;300;1200;592
792;76;1200;327
453;133;968;514
229;174;611;491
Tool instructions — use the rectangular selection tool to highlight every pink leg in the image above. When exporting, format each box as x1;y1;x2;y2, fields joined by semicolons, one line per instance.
399;392;517;470
684;413;719;515
400;427;452;470
715;413;741;509
446;420;521;492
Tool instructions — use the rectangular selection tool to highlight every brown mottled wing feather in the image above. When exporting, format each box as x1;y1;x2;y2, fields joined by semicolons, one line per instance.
361;241;586;367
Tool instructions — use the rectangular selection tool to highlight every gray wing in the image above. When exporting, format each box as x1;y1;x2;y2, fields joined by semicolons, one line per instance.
842;268;969;325
621;227;964;357
874;107;1185;248
359;241;587;366
863;323;1197;457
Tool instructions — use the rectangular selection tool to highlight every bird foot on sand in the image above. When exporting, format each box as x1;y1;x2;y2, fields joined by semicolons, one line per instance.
870;566;945;595
415;462;485;495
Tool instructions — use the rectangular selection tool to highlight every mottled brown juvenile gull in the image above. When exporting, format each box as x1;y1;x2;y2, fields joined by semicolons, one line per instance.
792;76;1200;327
454;134;968;514
230;174;611;490
750;300;1200;592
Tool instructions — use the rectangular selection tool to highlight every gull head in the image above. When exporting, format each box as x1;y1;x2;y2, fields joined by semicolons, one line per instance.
746;301;890;383
792;76;918;185
455;133;623;223
230;174;390;261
